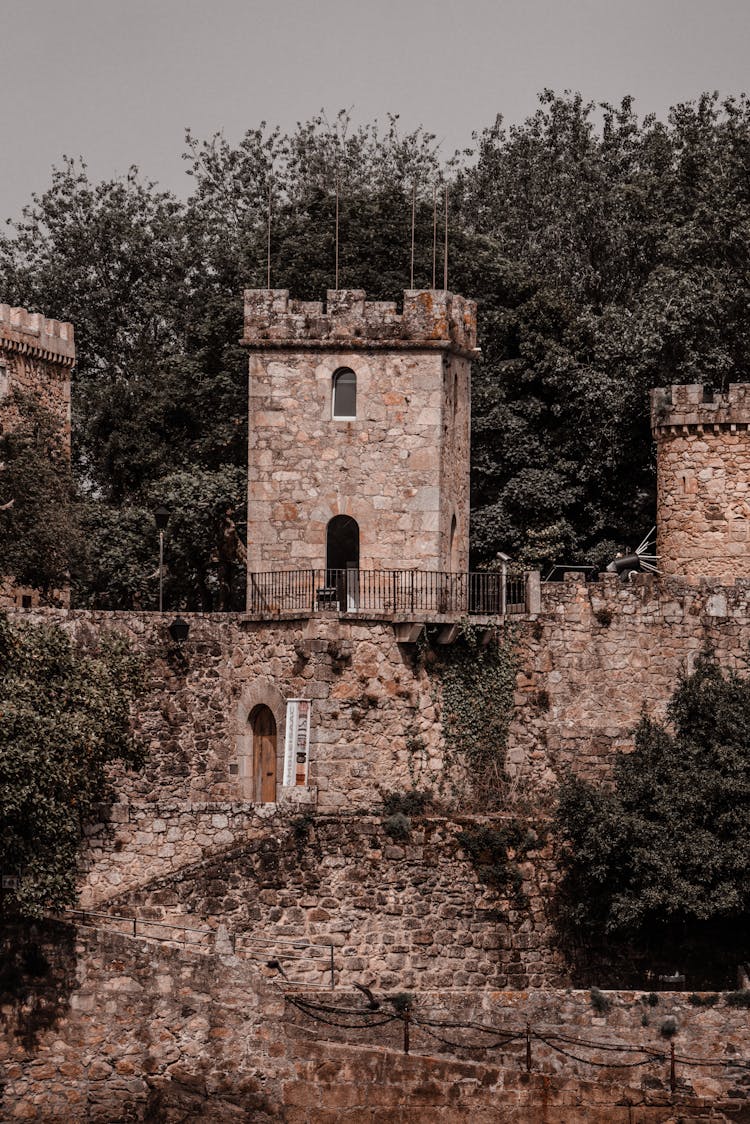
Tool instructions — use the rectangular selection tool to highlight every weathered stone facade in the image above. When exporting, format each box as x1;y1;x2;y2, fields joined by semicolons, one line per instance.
7;290;750;1119
84;810;564;991
13;607;446;811
243;289;475;582
652;382;750;581
0;304;75;608
2;922;748;1121
509;570;750;791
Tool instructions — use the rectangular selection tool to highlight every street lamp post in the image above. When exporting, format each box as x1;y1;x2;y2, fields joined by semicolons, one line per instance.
154;506;170;613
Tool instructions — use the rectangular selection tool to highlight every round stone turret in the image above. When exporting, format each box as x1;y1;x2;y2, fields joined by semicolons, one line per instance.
651;383;750;581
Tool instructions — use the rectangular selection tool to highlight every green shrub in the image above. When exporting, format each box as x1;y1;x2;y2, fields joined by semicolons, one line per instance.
688;993;719;1007
725;990;750;1008
381;789;432;817
457;824;526;899
556;653;750;940
382;813;411;841
590;987;611;1014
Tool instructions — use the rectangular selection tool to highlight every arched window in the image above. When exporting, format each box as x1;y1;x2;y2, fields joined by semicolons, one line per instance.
332;368;357;419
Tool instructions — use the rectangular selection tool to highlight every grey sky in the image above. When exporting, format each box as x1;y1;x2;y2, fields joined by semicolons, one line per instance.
2;0;749;222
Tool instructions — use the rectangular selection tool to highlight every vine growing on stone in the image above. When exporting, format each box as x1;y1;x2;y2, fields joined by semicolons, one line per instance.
428;621;517;806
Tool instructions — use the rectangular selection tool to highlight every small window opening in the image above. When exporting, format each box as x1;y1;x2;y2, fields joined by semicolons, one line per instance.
332;368;356;419
453;370;459;419
21;595;32;609
0;362;8;401
449;515;459;572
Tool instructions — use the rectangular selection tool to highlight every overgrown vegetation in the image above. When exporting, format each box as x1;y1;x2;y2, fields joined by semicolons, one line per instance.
456;821;531;902
382;813;412;841
429;622;517;803
0;392;78;601
5;94;750;600
381;789;433;818
0;613;145;917
589;987;611;1014
555;652;750;964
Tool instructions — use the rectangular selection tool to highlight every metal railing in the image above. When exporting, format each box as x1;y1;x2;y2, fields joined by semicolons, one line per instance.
247;569;527;617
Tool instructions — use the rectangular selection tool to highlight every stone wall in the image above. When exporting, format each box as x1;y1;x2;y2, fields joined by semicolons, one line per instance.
1;923;748;1122
11;608;445;811
652;382;750;581
509;571;750;793
244;288;473;577
87;812;564;991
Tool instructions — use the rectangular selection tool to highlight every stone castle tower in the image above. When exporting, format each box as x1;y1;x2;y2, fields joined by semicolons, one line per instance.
651;383;750;582
0;304;75;607
242;289;477;598
0;304;74;437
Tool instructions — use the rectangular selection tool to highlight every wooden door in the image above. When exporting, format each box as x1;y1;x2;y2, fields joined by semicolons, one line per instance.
252;706;277;803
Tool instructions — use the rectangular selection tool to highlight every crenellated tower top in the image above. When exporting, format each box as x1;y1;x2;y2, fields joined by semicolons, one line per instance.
0;304;75;367
242;288;478;357
651;383;750;434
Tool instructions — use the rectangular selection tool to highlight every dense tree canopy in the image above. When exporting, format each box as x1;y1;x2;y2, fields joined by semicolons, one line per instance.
3;94;750;601
556;654;750;948
0;392;78;600
0;614;144;917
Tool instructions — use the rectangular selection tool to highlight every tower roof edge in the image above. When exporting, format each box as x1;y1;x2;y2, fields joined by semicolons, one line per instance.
242;288;477;354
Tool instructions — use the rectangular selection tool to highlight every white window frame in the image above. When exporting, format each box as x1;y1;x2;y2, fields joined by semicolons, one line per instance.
332;368;357;420
283;699;311;787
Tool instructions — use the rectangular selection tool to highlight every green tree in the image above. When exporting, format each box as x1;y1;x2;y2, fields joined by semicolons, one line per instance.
455;91;750;568
0;392;79;601
6;98;750;591
0;614;144;918
556;653;750;947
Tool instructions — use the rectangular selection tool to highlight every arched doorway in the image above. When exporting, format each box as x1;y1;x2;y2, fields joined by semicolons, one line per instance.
250;705;277;802
326;515;360;610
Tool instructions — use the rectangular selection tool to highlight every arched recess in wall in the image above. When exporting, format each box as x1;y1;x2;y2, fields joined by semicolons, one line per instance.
332;368;357;419
326;515;360;610
235;683;286;801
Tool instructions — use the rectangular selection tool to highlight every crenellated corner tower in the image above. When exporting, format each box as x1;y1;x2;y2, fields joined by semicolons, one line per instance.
0;304;75;439
0;304;75;606
651;383;750;582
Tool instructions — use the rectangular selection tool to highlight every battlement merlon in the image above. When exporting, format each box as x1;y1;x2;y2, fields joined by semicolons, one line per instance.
0;305;75;367
241;289;479;358
651;383;750;435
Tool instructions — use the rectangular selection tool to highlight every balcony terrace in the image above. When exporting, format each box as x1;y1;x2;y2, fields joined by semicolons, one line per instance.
245;568;538;627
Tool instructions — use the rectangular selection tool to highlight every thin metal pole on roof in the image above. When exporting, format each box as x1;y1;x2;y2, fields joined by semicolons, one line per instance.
410;180;416;290
266;180;272;289
443;184;449;292
432;186;437;290
335;173;340;291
